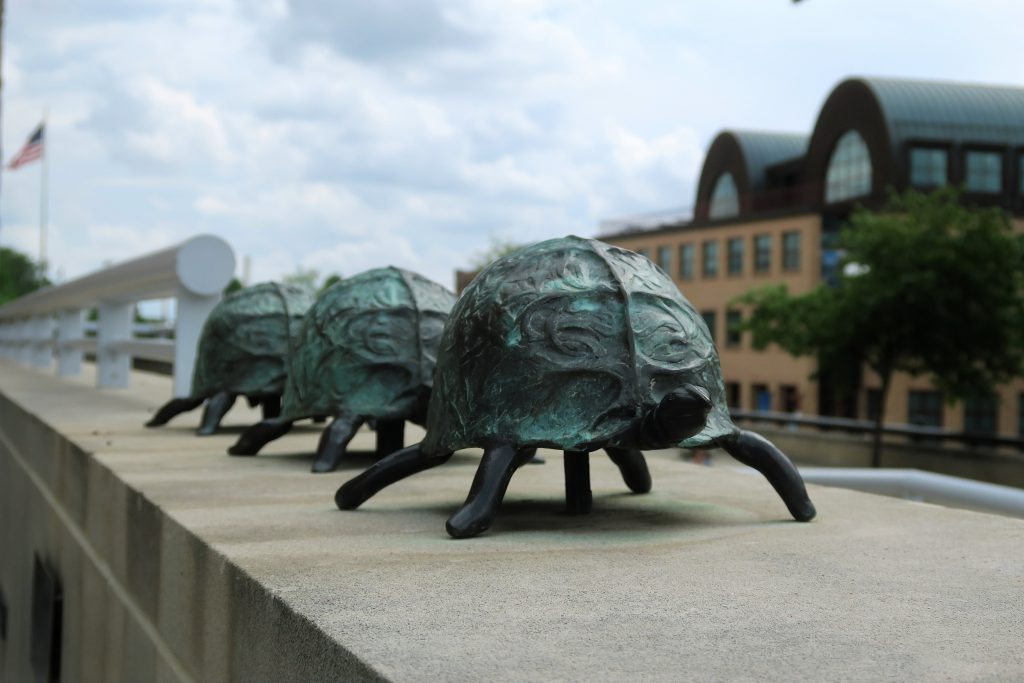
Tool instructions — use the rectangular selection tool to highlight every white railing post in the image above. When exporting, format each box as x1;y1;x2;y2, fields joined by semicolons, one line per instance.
0;235;234;398
57;310;85;376
0;320;10;358
30;315;53;369
18;319;32;365
96;302;133;388
173;288;219;398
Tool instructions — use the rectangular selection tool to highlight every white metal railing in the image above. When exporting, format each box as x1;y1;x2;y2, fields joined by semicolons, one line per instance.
798;467;1024;519
0;235;235;397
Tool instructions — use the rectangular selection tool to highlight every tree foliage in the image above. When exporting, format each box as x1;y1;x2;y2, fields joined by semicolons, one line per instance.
0;246;49;305
734;187;1024;465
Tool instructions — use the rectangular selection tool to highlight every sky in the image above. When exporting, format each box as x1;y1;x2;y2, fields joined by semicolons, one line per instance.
3;0;1024;290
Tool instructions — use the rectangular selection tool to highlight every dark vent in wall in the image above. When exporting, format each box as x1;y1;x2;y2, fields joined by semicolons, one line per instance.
30;555;63;683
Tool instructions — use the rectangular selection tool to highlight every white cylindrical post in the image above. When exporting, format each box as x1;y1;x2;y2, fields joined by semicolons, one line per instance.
0;321;10;358
96;301;133;388
57;310;85;376
18;319;32;365
173;286;220;398
30;314;53;369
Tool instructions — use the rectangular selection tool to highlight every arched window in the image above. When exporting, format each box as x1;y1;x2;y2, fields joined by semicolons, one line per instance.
709;173;739;218
824;130;872;203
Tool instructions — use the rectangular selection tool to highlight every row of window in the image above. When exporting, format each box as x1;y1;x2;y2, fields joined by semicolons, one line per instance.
736;384;1021;436
638;231;802;280
700;309;743;348
909;146;1023;194
723;382;802;412
872;389;1016;436
824;130;1024;204
713;132;1024;215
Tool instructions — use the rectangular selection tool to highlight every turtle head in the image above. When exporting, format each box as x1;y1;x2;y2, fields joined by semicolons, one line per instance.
639;384;712;448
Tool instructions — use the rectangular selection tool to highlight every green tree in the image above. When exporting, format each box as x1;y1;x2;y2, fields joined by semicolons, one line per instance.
320;273;343;293
282;266;320;291
0;246;49;305
734;187;1024;467
224;277;244;295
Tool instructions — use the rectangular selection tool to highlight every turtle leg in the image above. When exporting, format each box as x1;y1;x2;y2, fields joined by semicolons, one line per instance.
720;429;817;522
446;444;536;539
605;447;652;493
228;418;293;456
335;444;453;510
563;450;593;515
261;395;282;420
145;396;204;427
375;418;405;458
197;391;237;435
311;414;364;473
525;447;545;465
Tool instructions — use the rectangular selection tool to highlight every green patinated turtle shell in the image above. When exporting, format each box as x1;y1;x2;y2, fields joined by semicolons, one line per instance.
422;235;738;453
282;267;456;421
191;282;315;398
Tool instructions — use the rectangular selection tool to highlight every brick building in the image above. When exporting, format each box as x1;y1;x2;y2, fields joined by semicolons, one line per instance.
603;76;1024;436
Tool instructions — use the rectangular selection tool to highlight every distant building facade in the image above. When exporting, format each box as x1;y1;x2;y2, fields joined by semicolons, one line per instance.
602;76;1024;437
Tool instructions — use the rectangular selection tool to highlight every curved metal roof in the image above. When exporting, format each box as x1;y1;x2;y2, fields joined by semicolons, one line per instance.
859;77;1024;148
729;130;808;190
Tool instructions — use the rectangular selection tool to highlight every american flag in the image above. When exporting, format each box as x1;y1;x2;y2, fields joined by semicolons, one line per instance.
8;123;45;170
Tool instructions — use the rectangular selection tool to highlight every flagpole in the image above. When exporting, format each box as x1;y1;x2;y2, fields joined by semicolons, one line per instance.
39;108;49;275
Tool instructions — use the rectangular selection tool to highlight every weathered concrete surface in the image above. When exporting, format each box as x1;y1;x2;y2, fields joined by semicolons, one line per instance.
2;359;1024;682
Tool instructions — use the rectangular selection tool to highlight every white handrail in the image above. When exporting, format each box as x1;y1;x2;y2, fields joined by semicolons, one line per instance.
798;467;1024;519
0;235;235;397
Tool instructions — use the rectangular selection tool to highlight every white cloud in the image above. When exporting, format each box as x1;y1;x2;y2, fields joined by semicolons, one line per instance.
4;0;1024;289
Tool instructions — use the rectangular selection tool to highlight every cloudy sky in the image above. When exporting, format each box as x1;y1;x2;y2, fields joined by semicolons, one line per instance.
3;0;1024;288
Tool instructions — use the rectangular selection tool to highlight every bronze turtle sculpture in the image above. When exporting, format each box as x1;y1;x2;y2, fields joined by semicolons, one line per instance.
336;236;817;538
146;282;314;435
228;267;457;473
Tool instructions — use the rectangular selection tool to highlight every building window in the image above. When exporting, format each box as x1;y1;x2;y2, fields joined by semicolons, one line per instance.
866;389;883;422
1018;393;1024;436
678;244;694;280
725;310;742;347
963;395;998;436
701;310;717;343
909;147;948;188
753;383;772;412
825;130;872;203
781;385;800;412
908;390;943;428
702;241;719;278
656;245;671;273
782;231;801;271
727;238;744;275
965;150;1002;193
725;382;741;409
636;247;651;259
754;234;772;273
709;173;739;219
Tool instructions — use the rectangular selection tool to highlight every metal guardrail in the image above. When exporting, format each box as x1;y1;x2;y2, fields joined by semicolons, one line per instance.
731;408;1024;449
798;468;1024;519
0;235;235;397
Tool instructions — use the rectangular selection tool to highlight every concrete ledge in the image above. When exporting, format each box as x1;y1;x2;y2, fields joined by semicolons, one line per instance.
2;360;1024;681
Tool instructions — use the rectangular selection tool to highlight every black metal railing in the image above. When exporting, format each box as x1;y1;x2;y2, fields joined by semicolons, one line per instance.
730;408;1024;449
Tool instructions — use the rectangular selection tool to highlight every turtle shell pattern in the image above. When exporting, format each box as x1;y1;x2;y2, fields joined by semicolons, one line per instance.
282;267;456;421
191;282;315;399
422;236;737;454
